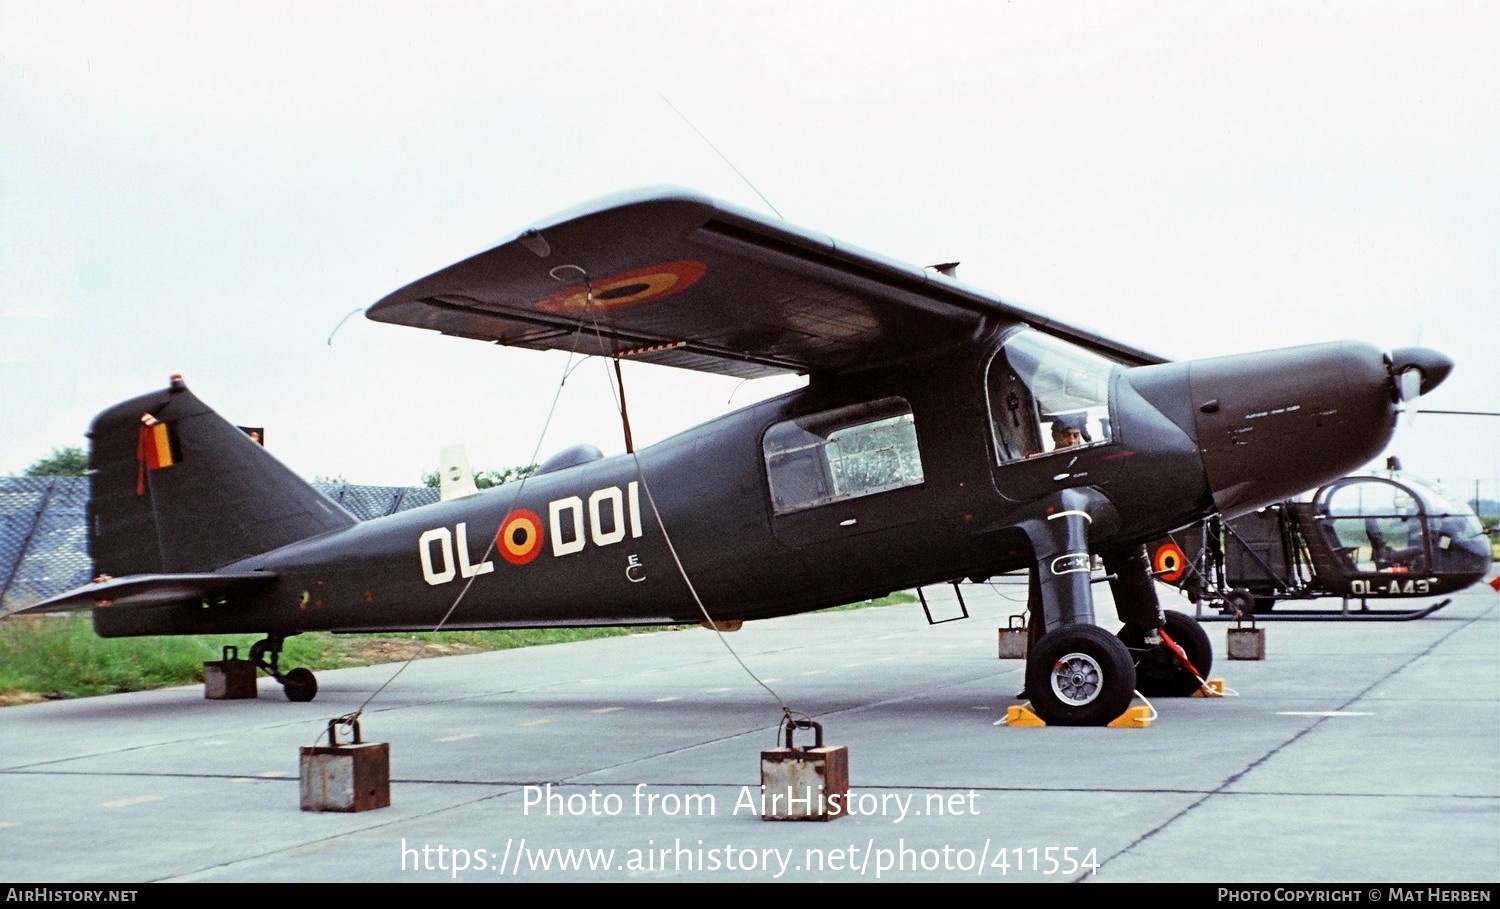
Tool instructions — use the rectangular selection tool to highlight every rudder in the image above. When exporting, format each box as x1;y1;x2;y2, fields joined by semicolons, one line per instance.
88;376;357;575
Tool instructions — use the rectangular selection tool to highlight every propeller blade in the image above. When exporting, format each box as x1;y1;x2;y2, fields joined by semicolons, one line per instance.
1398;368;1421;405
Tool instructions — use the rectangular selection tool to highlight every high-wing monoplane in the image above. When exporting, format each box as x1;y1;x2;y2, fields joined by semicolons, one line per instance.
15;188;1456;725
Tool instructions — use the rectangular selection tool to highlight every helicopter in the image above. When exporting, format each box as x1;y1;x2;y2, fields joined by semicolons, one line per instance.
12;187;1457;726
1149;458;1493;620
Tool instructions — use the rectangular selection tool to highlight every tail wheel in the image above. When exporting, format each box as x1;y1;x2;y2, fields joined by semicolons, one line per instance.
1025;623;1136;726
1118;609;1213;697
282;667;318;702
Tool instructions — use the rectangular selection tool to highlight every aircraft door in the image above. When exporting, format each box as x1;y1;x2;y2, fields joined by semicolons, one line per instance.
991;366;1044;462
985;329;1122;501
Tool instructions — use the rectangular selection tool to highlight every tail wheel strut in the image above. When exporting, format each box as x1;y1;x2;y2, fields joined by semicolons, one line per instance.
248;635;319;702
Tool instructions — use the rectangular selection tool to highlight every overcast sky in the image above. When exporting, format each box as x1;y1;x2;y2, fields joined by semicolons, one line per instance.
2;1;1496;497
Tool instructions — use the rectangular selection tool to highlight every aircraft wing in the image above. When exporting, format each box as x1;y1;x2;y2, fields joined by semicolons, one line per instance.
9;572;277;614
367;187;1166;378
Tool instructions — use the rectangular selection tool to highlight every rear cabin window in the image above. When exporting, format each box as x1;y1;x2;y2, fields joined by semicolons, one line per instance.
763;398;924;514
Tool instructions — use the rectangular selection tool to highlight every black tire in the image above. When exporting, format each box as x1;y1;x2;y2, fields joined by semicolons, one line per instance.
1118;609;1213;697
1226;587;1255;619
283;667;318;702
1025;623;1137;726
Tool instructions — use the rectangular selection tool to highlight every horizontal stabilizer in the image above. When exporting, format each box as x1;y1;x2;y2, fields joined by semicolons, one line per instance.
9;571;276;614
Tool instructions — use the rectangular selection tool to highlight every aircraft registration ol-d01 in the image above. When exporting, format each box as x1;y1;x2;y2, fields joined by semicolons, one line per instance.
18;187;1455;726
419;481;645;583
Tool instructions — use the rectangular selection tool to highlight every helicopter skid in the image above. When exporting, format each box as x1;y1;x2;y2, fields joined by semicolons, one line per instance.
1198;598;1452;622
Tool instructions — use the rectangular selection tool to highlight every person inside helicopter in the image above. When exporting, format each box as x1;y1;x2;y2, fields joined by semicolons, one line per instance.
1365;502;1426;572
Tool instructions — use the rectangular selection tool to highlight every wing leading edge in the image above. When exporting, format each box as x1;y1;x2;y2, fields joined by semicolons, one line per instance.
367;187;1166;378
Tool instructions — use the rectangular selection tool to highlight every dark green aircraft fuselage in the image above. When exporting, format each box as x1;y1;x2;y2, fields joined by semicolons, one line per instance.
88;324;1413;640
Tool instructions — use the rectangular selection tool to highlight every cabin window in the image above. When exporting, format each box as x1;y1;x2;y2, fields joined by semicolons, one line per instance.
1318;480;1429;573
987;330;1116;463
763;398;924;513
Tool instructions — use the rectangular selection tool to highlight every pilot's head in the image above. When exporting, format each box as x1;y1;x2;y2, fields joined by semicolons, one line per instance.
1051;413;1088;449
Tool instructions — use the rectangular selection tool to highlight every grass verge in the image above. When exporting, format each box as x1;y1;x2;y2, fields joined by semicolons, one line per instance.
0;593;915;705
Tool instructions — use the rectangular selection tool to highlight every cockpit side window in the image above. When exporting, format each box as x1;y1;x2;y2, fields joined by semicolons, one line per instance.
764;398;924;514
987;330;1116;464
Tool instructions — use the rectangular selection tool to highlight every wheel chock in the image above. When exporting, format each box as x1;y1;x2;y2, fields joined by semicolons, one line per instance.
1005;704;1046;726
1003;703;1153;728
1191;678;1227;697
1106;706;1154;728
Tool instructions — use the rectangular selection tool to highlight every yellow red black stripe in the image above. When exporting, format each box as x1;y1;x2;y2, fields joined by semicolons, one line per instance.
497;509;544;565
535;260;706;313
1153;542;1187;582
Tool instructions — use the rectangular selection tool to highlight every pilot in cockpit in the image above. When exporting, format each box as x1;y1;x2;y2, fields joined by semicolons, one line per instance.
1366;497;1424;572
1050;413;1089;451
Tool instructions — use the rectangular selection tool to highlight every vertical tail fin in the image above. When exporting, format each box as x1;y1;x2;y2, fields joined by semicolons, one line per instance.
88;376;357;575
438;443;480;501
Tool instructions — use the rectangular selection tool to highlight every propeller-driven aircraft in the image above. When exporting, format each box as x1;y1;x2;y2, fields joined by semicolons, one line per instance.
1150;459;1492;620
15;188;1456;726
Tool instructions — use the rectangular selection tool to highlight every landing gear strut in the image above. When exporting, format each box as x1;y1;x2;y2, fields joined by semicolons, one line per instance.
248;634;318;702
1018;490;1137;726
1118;610;1212;696
1104;544;1215;697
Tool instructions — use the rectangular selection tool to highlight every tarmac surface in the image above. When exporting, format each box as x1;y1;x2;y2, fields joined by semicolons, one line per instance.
2;580;1496;884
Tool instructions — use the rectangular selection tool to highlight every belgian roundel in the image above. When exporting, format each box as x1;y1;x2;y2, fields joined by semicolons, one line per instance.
534;260;706;313
1152;542;1187;583
497;509;544;565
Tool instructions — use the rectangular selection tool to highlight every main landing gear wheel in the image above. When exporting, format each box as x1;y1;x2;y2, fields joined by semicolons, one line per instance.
282;667;318;703
1024;623;1137;726
1118;609;1213;697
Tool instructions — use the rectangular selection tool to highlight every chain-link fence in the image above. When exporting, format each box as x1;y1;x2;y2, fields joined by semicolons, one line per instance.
0;477;439;614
